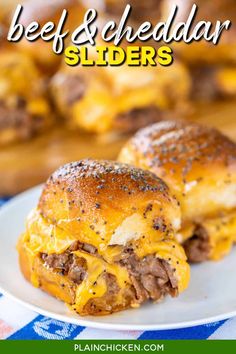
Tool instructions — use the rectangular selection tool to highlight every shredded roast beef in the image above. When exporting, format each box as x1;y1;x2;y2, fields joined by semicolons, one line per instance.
183;225;210;263
41;241;89;285
191;67;220;101
59;75;86;106
82;273;131;315
0;101;44;140
41;241;178;305
102;273;120;298
114;106;163;134
119;250;178;302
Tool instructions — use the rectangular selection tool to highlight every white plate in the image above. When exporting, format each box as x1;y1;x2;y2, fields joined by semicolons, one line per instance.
0;185;236;331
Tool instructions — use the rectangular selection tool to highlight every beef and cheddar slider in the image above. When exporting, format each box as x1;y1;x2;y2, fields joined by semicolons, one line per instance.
51;49;190;135
18;159;190;316
119;121;236;262
51;2;190;136
0;50;52;146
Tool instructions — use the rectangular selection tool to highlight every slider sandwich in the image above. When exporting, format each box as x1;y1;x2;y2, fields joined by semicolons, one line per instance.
119;121;236;262
18;159;190;315
51;50;190;135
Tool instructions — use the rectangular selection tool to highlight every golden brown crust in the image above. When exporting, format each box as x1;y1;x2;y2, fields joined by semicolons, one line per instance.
118;121;236;223
38;159;179;247
119;120;236;179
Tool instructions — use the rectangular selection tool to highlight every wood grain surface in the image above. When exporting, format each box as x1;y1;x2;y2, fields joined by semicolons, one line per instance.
0;100;236;196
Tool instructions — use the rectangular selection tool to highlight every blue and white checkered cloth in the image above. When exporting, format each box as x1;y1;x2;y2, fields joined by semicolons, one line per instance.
0;198;235;340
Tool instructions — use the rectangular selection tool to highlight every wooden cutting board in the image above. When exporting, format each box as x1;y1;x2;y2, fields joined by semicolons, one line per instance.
0;100;236;196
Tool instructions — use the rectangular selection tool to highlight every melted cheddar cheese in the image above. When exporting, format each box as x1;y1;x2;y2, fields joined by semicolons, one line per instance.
216;67;236;96
178;211;236;261
20;208;190;312
53;61;190;134
73;250;131;313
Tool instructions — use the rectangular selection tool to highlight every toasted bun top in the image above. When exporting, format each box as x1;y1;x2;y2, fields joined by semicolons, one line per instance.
36;159;180;250
118;121;236;222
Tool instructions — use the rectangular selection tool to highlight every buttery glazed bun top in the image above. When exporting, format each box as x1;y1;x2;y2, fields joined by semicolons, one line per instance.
36;159;181;253
118;121;236;223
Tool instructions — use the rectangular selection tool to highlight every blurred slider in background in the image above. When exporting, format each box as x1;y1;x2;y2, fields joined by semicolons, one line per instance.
164;0;236;100
51;0;191;137
0;0;235;196
83;0;236;102
0;0;86;148
51;41;190;136
0;0;191;143
15;0;86;75
0;51;53;146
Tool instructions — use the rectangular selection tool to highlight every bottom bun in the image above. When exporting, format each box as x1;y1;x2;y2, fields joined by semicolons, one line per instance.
19;240;76;305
